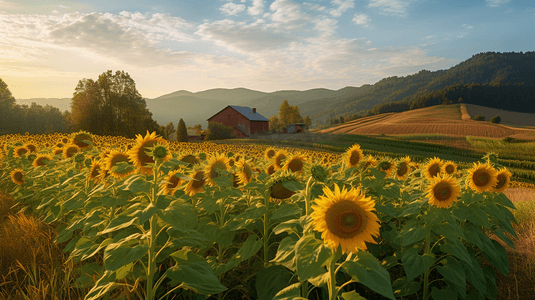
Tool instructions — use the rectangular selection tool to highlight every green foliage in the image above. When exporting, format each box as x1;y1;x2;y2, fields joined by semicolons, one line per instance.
304;115;312;130
474;115;485;121
490;115;501;123
204;122;235;140
69;70;160;138
176;118;188;142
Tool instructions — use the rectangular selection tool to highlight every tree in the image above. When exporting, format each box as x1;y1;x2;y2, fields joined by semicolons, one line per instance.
193;124;203;131
269;115;281;133
165;122;175;140
278;100;293;128
490;115;501;124
0;78;17;134
70;70;159;137
176;118;188;142
204;122;235;140
304;115;312;130
474;115;485;121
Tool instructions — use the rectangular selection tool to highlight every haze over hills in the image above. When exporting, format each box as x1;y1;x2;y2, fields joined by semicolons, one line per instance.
15;51;535;130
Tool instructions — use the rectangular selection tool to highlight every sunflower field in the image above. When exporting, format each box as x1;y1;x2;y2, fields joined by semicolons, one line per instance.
0;131;522;300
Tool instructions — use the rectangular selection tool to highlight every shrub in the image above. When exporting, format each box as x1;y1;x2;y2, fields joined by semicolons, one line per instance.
474;115;485;121
490;115;501;124
204;122;235;140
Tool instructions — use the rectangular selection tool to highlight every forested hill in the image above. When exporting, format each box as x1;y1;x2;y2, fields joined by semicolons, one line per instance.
311;51;535;126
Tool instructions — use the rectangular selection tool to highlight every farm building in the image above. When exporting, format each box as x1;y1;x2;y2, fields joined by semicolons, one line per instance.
207;105;269;138
287;123;306;133
168;128;204;142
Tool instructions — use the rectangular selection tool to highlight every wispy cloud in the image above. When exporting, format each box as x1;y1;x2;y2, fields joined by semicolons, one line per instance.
248;0;265;15
220;2;246;16
368;0;411;17
486;0;511;7
462;24;473;29
352;13;370;27
268;0;307;24
329;0;354;17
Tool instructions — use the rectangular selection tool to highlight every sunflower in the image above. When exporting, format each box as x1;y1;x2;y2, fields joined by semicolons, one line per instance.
235;159;254;185
442;161;457;175
63;144;80;159
272;149;289;170
71;131;93;150
127;131;168;175
10;169;25;185
179;154;200;167
378;160;395;178
493;167;512;194
267;171;300;201
423;157;443;179
32;155;52;167
361;155;378;171
24;143;37;153
265;164;276;175
425;174;461;208
311;184;381;253
162;169;184;195
394;156;411;179
184;170;206;196
282;153;307;175
204;153;229;187
345;144;363;168
466;162;498;193
103;151;135;179
52;147;64;156
13;146;29;158
264;148;277;161
227;157;236;167
88;160;103;182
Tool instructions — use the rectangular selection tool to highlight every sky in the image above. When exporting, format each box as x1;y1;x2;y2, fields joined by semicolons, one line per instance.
1;0;534;100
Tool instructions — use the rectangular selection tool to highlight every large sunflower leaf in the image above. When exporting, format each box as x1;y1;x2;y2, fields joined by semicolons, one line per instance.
295;234;331;281
342;251;396;300
440;238;472;266
255;265;293;300
401;246;435;282
272;282;307;300
271;203;302;221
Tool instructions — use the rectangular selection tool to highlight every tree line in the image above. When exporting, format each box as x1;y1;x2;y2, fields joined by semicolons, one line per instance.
269;100;312;133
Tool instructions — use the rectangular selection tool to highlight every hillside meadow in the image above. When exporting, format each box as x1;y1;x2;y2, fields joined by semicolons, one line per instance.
0;128;534;300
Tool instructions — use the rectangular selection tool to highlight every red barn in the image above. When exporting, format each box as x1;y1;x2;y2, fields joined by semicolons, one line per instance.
207;105;269;138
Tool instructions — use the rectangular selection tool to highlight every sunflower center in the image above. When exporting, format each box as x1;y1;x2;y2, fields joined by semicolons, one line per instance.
267;165;275;175
495;174;506;189
288;159;304;173
267;150;276;159
275;154;286;168
428;164;440;177
191;171;205;189
167;175;181;188
270;182;295;199
210;161;227;179
445;165;455;174
326;200;367;239
90;165;101;178
349;152;361;166
35;157;48;166
243;164;253;180
473;171;490;187
14;172;23;182
433;182;452;201
397;163;408;177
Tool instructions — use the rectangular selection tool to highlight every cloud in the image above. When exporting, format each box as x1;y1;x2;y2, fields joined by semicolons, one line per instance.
330;0;354;17
248;0;265;15
0;0;22;10
220;2;246;16
352;13;370;27
368;0;410;17
196;19;296;53
269;0;306;23
462;24;473;29
303;2;326;12
486;0;511;7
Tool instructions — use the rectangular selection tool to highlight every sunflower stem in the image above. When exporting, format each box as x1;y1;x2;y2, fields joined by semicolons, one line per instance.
305;176;313;217
263;191;270;267
328;247;342;300
422;231;432;300
146;160;161;300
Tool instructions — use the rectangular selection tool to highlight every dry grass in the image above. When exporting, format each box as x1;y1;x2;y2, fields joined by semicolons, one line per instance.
493;187;535;300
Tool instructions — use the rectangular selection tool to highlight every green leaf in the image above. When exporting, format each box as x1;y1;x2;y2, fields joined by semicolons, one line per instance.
198;222;235;248
376;202;398;217
281;180;304;192
98;215;138;236
214;235;262;276
81;238;113;261
341;291;367;300
167;248;226;295
156;200;197;231
271;203;302;221
493;227;515;249
399;201;423;218
466;204;492;228
401;224;429;246
401;246;435;282
392;276;420;297
461;250;486;295
493;192;516;209
272;282;307;300
430;286;457;300
342;251;396;300
121;175;152;193
227;202;267;231
115;262;133;280
430;221;466;242
308;271;329;287
255;265;293;300
103;234;148;271
84;270;117;300
436;257;465;288
481;239;509;276
440;238;472;267
273;218;302;236
271;236;297;271
295;234;331;281
75;262;103;289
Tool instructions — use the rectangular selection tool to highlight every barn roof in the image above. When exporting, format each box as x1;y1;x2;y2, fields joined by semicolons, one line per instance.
207;105;269;122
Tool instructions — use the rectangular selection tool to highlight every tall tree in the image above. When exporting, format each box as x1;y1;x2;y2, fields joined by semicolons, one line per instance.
0;79;16;134
269;115;281;133
165;122;175;140
176;118;188;142
278;100;293;128
304;115;312;130
70;70;159;137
